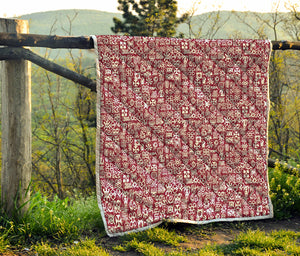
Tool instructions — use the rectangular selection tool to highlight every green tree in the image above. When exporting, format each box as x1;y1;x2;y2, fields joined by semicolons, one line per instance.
112;0;188;37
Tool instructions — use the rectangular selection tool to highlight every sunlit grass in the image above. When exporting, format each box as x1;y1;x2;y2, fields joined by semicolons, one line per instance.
113;227;300;256
225;229;300;256
113;226;187;254
34;239;110;256
0;192;105;244
0;235;9;254
123;226;187;246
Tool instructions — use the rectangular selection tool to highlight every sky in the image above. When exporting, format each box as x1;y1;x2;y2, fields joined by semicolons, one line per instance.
1;0;299;18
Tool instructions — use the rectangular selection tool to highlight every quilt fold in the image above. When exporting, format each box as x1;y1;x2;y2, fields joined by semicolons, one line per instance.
93;35;273;237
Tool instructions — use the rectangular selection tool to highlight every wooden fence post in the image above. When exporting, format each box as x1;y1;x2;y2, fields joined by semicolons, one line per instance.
0;18;31;217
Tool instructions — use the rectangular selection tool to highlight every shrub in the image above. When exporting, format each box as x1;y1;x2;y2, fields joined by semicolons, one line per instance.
269;161;300;219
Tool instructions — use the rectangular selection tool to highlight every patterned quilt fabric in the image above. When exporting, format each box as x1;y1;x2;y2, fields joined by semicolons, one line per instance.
93;35;273;237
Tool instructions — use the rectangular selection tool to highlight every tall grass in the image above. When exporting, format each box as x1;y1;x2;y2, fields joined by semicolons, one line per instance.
0;192;104;245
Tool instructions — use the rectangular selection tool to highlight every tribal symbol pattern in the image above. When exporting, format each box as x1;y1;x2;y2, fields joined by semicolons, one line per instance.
94;35;273;237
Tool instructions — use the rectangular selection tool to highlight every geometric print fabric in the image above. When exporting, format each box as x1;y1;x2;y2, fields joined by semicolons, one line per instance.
93;35;273;237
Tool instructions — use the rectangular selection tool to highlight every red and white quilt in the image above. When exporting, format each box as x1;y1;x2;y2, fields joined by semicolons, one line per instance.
93;35;273;237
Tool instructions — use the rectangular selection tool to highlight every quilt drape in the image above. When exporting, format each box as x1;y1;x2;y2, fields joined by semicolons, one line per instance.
93;35;273;237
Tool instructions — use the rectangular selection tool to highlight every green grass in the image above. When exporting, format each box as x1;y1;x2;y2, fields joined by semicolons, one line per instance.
230;229;300;256
0;235;9;253
115;238;166;256
199;229;300;256
34;239;109;256
122;226;187;246
2;215;295;256
0;191;104;245
113;228;300;255
113;227;187;254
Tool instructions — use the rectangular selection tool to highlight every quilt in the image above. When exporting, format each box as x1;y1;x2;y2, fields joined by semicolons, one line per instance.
93;35;273;237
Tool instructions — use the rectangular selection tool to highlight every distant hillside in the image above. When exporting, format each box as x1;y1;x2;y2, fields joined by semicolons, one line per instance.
22;9;122;36
21;9;293;40
179;11;291;40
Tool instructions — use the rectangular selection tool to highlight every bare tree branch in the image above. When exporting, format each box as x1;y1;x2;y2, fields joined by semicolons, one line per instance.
291;5;300;20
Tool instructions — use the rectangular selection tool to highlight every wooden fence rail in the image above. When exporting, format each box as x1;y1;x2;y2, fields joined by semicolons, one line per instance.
0;32;300;50
0;32;94;48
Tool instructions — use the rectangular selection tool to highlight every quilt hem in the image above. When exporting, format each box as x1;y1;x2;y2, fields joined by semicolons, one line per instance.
105;212;273;237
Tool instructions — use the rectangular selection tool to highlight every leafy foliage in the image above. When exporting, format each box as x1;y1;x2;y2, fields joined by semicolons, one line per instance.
269;162;300;219
112;0;188;37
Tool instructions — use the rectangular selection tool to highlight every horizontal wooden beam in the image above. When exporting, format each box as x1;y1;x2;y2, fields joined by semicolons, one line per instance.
0;32;94;49
0;32;300;50
272;40;300;51
0;47;96;91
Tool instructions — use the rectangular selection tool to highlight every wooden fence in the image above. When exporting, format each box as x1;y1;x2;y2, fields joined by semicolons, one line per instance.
0;18;299;216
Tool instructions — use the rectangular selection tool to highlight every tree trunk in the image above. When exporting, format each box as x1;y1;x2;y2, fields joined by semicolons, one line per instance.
0;19;31;217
